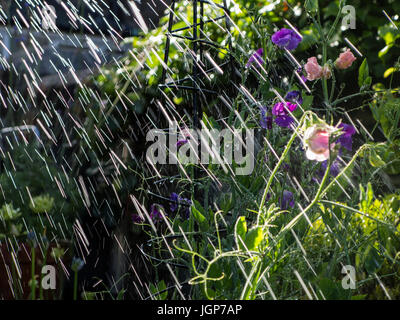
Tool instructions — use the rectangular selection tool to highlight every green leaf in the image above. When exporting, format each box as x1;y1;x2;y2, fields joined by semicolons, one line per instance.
302;94;314;110
250;176;264;193
317;278;346;300
360;76;372;91
235;216;247;251
244;226;264;251
149;280;168;300
82;291;96;300
390;195;400;213
369;149;386;168
117;289;126;300
322;2;339;18
149;283;157;297
192;199;207;216
296;32;319;51
364;245;383;274
378;25;400;46
366;183;374;207
305;0;319;15
202;286;215;299
158;280;168;300
235;216;247;239
358;59;369;88
351;294;367;300
359;184;365;204
220;193;233;212
379;45;393;59
191;205;208;232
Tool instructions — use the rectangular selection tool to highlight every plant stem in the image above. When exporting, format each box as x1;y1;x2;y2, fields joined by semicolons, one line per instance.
311;8;329;104
280;144;371;235
320;144;370;198
257;132;296;222
73;271;78;300
327;0;346;41
280;158;332;235
258;112;312;223
331;91;374;106
30;247;36;300
329;72;336;104
241;259;262;300
322;41;329;104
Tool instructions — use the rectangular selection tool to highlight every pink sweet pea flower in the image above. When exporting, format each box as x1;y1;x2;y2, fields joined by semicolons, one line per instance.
335;49;356;69
304;125;335;162
304;57;323;80
321;64;332;79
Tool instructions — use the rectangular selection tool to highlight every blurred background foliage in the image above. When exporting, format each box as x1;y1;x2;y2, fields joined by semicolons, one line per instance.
0;143;81;241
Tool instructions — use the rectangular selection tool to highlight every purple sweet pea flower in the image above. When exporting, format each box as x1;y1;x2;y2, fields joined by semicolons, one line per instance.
246;48;264;68
177;139;188;147
296;67;308;83
132;213;144;224
322;160;341;177
170;193;192;219
150;204;164;221
275;115;294;128
313;159;342;183
260;107;273;129
272;102;297;116
182;198;192;219
170;192;180;212
271;28;302;51
323;160;340;177
269;102;297;128
337;123;356;151
27;231;37;247
177;128;191;148
285;91;303;105
264;116;273;129
280;190;295;210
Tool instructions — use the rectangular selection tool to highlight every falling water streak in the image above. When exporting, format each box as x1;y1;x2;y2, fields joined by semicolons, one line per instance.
374;273;392;300
291;175;310;202
294;269;313;300
382;10;399;30
294;70;311;93
290;229;308;257
356;118;374;141
284;19;303;39
295;203;314;229
284;48;302;70
166;263;186;299
128;1;149;34
344;38;363;57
